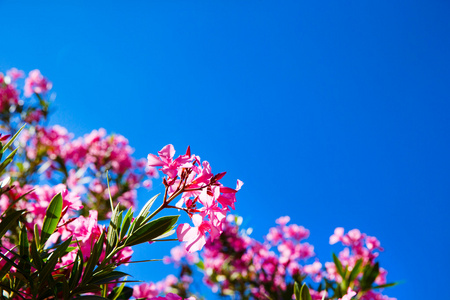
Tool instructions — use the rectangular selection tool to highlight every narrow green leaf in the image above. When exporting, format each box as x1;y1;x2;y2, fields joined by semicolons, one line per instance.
108;283;128;300
332;253;346;278
90;271;129;285
361;262;380;291
62;277;71;300
133;194;159;229
125;215;178;247
300;283;312;300
0;251;28;278
39;237;72;290
1;189;34;218
106;170;114;212
82;231;105;283
0;209;25;239
110;286;133;300
34;223;40;250
30;241;43;270
294;282;301;300
18;225;31;277
347;258;363;285
106;205;120;254
69;250;82;290
72;284;102;296
119;208;133;240
195;260;205;270
0;283;26;300
372;282;400;289
2;124;25;153
0;257;12;279
41;193;63;247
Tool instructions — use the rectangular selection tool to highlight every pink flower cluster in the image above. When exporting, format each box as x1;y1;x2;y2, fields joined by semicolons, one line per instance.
24;69;52;97
326;227;395;300
19;125;155;215
197;215;317;298
149;294;195;300
148;144;242;253
340;287;357;300
133;275;194;300
0;183;81;231
0;71;20;112
163;245;199;267
55;210;133;270
327;227;385;283
160;216;397;300
66;128;152;209
20;125;72;162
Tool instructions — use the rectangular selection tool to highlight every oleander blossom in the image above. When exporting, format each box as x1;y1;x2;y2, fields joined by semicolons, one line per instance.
0;71;20;112
18;124;155;218
24;69;52;97
161;216;396;300
326;227;386;284
340;287;357;300
149;294;195;300
133;275;194;300
148;144;243;253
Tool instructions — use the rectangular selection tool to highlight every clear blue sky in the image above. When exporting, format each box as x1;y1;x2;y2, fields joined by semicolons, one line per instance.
2;1;450;299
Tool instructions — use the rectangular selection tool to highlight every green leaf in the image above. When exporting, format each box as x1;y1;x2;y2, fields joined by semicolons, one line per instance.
0;283;26;300
0;255;12;279
34;223;40;250
347;258;363;285
69;249;83;290
332;253;346;278
2;124;25;153
72;284;102;296
30;240;43;270
40;193;63;247
120;208;133;240
372;282;401;289
106;205;120;254
125;215;179;247
18;225;31;278
0;251;29;279
294;282;301;300
0;145;20;173
82;231;105;283
361;262;380;291
38;237;72;291
133;194;159;229
90;271;129;285
195;260;205;270
0;209;25;239
1;189;34;218
109;285;133;300
300;283;312;300
62;277;71;300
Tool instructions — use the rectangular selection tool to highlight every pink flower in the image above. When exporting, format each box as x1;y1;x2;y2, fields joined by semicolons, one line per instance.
340;287;357;300
163;245;199;266
330;227;344;244
133;282;159;299
366;236;384;251
275;216;290;226
177;214;211;253
24;69;52;97
6;68;24;81
147;144;193;178
149;294;185;300
303;261;323;282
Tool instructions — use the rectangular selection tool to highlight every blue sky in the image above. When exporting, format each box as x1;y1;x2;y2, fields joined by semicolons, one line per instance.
2;1;450;299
